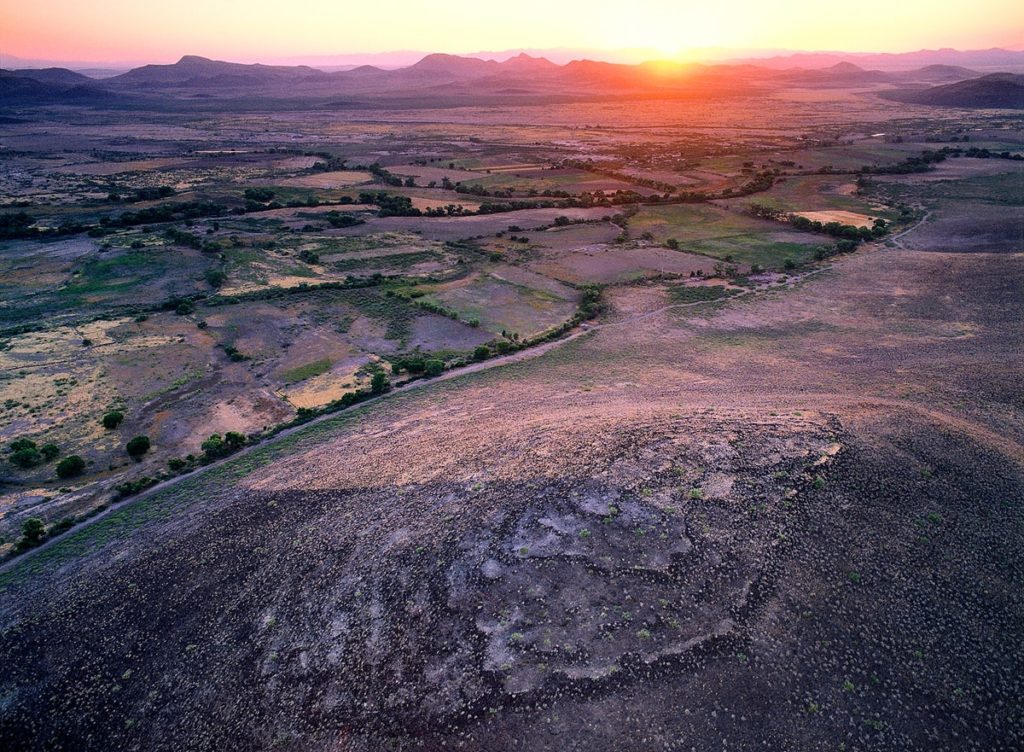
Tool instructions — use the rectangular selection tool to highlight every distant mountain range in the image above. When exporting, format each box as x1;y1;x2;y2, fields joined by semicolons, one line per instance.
734;47;1024;72
6;45;1024;74
2;52;1023;109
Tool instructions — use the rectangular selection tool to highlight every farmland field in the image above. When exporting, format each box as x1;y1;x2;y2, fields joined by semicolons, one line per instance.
628;203;824;267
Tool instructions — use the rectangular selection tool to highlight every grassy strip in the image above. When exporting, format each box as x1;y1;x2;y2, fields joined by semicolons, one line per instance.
281;358;332;384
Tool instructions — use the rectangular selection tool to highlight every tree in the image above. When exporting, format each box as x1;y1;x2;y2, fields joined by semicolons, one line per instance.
224;431;246;450
473;345;490;361
244;187;275;203
102;411;125;430
40;443;60;461
370;371;390;394
578;285;604;319
126;435;151;459
56;455;86;479
205;269;227;288
9;438;35;453
17;518;46;550
200;431;245;462
10;447;42;469
201;434;225;460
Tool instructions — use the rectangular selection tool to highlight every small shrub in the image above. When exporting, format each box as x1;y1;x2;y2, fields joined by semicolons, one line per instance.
205;269;227;288
126;435;151;459
9;438;36;453
50;517;75;536
424;359;444;377
10;447;42;469
473;345;490;361
102;410;125;430
16;517;46;551
56;455;86;479
222;345;247;362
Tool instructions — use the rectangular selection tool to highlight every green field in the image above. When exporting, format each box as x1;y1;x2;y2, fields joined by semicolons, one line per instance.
629;204;823;268
425;273;577;337
281;357;333;383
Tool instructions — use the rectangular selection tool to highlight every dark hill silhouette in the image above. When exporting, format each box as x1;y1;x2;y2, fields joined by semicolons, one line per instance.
8;67;93;86
0;70;116;104
110;55;326;88
904;64;980;82
883;73;1024;108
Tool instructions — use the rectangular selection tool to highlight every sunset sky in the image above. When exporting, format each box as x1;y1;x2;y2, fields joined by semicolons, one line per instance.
2;0;1022;64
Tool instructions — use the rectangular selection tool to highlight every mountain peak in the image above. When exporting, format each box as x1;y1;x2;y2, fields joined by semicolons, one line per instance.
827;61;865;73
176;55;215;66
502;53;556;70
409;53;500;77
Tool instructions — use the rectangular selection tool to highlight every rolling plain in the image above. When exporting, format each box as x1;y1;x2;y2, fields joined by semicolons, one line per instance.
0;54;1022;750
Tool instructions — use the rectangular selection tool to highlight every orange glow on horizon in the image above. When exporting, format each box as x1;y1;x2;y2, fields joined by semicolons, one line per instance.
2;0;1022;65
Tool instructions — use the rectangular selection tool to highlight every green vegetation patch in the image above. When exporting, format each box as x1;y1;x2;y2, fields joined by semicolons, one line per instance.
668;285;740;304
631;204;820;269
281;358;333;384
426;274;577;337
346;288;418;341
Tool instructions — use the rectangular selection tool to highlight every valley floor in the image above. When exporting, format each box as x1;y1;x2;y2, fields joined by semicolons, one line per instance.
1;242;1022;750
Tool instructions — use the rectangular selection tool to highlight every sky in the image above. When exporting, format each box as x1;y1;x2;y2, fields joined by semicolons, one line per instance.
2;0;1022;65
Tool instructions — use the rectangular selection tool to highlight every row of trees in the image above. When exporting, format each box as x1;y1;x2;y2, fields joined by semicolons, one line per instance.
747;202;889;241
